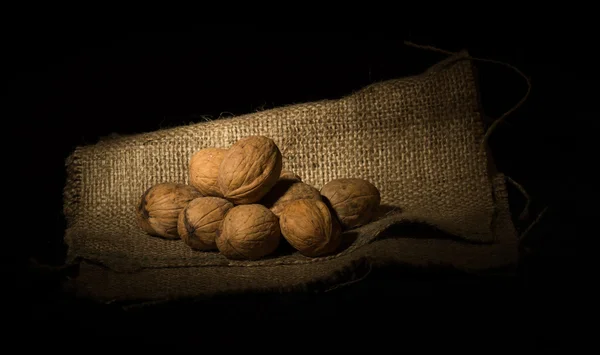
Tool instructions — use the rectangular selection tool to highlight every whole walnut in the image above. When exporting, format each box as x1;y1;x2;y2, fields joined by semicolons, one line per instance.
216;204;280;260
136;182;203;239
189;148;228;197
177;197;234;250
218;136;282;204
279;169;302;182
261;180;321;217
320;178;381;230
279;199;341;257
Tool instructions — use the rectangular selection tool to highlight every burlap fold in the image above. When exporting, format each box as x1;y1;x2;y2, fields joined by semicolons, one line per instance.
64;50;518;302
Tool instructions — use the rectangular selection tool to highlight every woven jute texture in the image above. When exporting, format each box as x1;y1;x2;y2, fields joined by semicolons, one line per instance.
64;50;519;302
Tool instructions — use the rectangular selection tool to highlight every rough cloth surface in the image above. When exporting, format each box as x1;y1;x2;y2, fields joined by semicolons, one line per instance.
63;51;518;302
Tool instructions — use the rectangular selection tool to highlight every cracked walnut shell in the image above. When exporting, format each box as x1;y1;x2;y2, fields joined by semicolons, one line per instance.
177;197;234;250
279;199;341;257
189;148;228;197
216;204;280;260
136;182;203;239
217;136;282;205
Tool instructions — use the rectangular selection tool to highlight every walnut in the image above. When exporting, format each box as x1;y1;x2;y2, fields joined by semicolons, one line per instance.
261;180;321;217
216;204;280;260
218;136;282;204
279;199;341;257
279;169;302;182
189;148;227;197
136;183;202;239
177;197;233;250
320;178;381;230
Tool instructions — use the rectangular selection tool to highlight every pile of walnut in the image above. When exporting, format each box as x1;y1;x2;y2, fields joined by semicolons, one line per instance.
136;135;380;260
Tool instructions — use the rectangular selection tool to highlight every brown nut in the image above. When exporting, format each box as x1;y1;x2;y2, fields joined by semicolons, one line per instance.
217;136;282;204
177;197;234;250
279;199;341;257
279;169;302;182
320;178;381;230
189;148;228;197
216;204;280;260
136;183;202;239
261;180;321;217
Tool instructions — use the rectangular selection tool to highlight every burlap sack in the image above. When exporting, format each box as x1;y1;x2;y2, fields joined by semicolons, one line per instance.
64;50;519;302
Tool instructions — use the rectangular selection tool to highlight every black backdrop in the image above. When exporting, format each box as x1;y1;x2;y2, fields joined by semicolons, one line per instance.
6;29;590;347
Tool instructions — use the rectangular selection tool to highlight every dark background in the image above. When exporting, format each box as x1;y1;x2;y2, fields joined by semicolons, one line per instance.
6;29;589;347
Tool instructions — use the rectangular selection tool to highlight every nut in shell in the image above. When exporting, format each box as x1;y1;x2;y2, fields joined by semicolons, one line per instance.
177;197;234;250
320;178;381;230
189;148;228;197
279;169;302;182
261;180;321;217
216;204;280;260
218;136;282;204
279;199;342;257
136;182;203;239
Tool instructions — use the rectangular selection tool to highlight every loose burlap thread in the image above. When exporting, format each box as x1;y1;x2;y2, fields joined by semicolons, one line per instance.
64;49;522;301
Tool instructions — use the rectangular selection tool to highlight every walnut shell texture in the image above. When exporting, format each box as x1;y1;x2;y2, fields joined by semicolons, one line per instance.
261;180;321;217
279;169;302;182
177;197;234;250
189;148;228;197
279;199;341;257
216;204;280;260
218;136;282;205
136;183;203;239
320;178;381;230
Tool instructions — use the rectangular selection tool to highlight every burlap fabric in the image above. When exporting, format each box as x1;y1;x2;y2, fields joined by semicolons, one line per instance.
64;50;519;302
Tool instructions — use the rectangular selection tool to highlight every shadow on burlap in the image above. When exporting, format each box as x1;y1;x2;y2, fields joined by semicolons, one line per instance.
63;50;520;302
